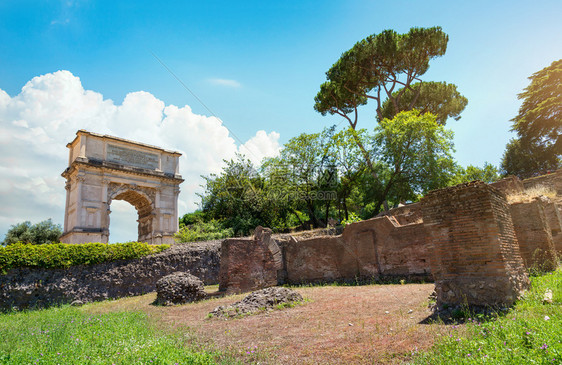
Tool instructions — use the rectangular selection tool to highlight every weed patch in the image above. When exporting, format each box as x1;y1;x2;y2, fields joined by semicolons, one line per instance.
415;268;562;364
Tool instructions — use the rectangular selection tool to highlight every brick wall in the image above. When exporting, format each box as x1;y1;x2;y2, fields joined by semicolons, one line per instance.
283;216;431;284
421;181;529;307
489;176;525;195
542;202;562;255
218;227;281;294
522;169;562;194
509;198;558;271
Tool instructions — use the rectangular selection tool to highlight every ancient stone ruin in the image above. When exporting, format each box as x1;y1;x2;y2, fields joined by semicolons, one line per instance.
3;166;561;311
218;226;282;294
217;170;562;309
60;130;183;244
421;181;529;307
509;197;558;271
282;214;430;284
210;287;303;318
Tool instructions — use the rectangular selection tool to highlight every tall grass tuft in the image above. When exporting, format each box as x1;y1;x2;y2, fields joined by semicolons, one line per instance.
507;185;557;204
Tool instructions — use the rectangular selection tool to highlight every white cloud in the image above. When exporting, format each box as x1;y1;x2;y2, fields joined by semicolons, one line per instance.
0;70;280;242
240;130;281;166
208;78;242;88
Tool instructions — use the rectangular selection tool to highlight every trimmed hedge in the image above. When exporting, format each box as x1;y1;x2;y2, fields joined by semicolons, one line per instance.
0;242;169;272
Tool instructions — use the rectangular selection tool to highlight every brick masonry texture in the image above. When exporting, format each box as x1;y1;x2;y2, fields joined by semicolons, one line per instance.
490;175;525;195
509;198;558;271
421;181;530;307
218;226;281;294
522;170;562;195
282;216;431;284
542;202;562;255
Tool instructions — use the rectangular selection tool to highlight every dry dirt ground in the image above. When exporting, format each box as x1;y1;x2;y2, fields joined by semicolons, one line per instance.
87;283;457;364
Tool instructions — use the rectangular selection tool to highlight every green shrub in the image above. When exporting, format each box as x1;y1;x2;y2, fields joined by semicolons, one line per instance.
0;241;169;271
341;212;362;226
175;220;234;243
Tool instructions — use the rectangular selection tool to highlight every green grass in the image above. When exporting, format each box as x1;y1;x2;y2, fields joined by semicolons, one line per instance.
0;305;221;364
414;267;562;364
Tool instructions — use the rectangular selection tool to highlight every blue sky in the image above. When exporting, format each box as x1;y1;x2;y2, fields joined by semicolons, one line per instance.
1;0;561;242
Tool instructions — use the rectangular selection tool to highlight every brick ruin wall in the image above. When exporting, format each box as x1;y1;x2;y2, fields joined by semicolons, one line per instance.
282;217;430;284
543;201;562;254
522;170;562;195
218;171;562;297
421;181;530;307
489;175;525;195
218;227;282;294
509;198;558;271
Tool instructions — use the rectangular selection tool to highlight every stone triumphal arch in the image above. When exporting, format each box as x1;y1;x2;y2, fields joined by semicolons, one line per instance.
60;130;184;244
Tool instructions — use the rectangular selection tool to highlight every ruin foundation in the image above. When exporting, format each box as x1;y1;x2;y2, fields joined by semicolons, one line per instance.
421;181;530;308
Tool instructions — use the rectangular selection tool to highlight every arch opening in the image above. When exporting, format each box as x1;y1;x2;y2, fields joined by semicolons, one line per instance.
109;189;155;243
108;200;138;243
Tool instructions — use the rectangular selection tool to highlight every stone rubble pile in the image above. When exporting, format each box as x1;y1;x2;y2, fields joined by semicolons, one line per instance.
210;287;303;318
154;271;207;306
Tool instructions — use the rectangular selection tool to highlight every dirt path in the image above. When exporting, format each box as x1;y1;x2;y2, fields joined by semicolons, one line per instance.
88;283;454;364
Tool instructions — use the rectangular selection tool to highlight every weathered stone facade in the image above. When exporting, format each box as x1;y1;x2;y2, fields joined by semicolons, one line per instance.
421;181;530;307
60;130;183;244
218;227;282;294
509;197;558;271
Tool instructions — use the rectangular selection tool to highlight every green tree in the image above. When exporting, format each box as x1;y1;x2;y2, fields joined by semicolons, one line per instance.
500;138;560;179
371;110;456;211
453;162;500;183
378;81;467;124
325;128;368;220
511;59;561;156
262;131;335;228
200;154;268;235
314;26;467;184
2;219;62;245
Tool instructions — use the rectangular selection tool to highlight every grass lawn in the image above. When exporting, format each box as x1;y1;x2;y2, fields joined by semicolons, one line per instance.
0;306;224;364
1;268;560;364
